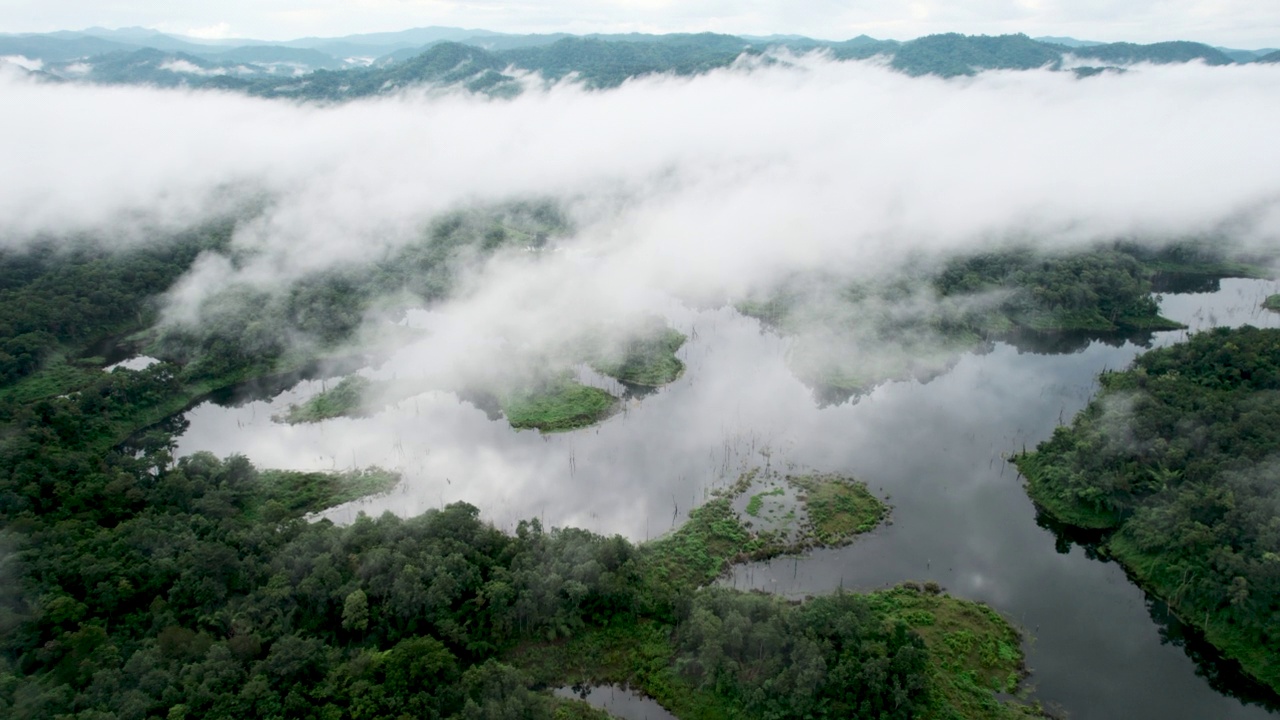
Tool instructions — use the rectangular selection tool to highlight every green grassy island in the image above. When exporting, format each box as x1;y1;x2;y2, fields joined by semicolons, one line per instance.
501;375;620;432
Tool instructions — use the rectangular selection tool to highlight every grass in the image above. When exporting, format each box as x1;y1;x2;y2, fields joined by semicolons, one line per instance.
745;487;784;517
510;588;1045;720
511;620;738;720
641;497;766;594
256;466;400;519
507;465;1047;719
870;586;1045;719
789;473;890;545
590;326;687;387
551;696;621;720
639;471;894;612
1264;294;1280;312
278;375;374;424
0;350;104;404
502;377;619;432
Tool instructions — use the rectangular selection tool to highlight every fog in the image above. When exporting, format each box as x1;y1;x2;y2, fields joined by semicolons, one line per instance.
5;55;1279;391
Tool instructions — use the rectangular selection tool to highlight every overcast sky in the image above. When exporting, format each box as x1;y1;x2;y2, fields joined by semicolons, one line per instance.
2;0;1278;48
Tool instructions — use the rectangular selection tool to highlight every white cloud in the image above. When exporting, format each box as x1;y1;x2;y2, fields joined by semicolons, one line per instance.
3;54;1278;410
159;59;227;76
3;56;1278;282
0;55;43;71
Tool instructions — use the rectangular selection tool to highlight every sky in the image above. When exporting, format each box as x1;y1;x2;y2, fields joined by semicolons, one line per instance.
2;0;1279;48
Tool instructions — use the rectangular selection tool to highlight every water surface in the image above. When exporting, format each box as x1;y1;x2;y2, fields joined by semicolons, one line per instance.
174;277;1280;719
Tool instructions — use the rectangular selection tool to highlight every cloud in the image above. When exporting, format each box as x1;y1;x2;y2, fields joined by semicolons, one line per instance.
159;59;228;76
3;56;1279;309
0;53;1259;534
0;55;43;72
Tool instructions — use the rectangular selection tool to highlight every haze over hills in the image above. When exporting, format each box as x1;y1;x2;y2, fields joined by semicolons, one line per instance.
2;26;1278;99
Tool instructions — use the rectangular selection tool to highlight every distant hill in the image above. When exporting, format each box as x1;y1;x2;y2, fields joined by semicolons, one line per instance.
0;34;136;62
1069;40;1232;65
8;28;1275;100
1034;36;1104;48
891;33;1062;76
203;45;350;71
1258;49;1280;63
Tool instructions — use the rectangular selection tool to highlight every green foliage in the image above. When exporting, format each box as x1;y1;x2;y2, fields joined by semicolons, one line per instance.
256;465;400;517
278;375;374;424
791;474;889;545
501;377;618;432
0;223;230;394
641;498;758;599
589;324;686;387
0;354;1032;720
1015;326;1280;691
745;487;784;517
866;588;1042;719
0;220;1045;720
674;588;931;719
1264;294;1280;312
512;587;1040;720
934;246;1180;332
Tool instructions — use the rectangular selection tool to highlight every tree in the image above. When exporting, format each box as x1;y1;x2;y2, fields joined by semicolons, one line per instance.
342;589;369;634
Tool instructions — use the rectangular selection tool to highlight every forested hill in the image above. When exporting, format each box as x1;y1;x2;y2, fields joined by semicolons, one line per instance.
2;29;1269;100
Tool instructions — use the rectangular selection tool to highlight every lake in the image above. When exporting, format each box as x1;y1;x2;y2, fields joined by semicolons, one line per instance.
174;277;1280;719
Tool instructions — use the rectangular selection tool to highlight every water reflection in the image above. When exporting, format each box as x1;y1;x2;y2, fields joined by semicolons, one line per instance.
553;685;676;720
173;277;1280;719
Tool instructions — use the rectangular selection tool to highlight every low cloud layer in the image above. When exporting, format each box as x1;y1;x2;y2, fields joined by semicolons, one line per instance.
6;56;1280;386
7;56;1280;284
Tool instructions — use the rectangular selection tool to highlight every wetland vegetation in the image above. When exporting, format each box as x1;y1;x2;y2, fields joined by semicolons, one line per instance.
500;376;620;432
0;347;1041;719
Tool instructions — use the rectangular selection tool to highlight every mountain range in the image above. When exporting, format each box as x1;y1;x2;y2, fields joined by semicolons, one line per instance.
3;26;1278;99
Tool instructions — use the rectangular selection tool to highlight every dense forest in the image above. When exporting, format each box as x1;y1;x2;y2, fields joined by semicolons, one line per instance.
1016;326;1280;692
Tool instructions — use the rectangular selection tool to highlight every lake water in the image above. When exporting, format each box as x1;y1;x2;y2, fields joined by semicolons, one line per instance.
553;684;677;720
173;277;1280;719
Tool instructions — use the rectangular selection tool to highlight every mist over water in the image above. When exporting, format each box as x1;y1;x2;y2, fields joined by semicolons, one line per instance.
7;50;1280;719
173;277;1280;718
